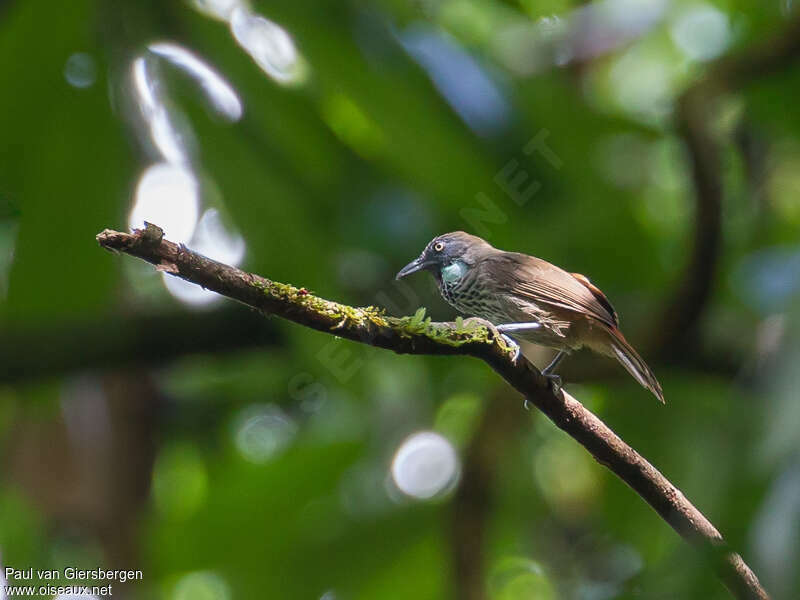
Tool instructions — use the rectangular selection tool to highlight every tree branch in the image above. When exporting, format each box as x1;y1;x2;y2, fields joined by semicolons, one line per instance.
96;223;768;600
655;86;723;355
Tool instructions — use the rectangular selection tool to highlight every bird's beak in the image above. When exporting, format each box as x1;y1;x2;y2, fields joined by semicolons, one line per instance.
395;256;431;280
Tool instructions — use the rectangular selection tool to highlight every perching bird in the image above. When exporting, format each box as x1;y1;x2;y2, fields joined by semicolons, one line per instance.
396;231;663;403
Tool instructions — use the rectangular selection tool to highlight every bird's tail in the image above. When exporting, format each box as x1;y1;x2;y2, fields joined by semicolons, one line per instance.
602;326;664;403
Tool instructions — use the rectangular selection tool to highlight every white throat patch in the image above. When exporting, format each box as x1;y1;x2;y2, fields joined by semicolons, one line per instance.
441;261;465;285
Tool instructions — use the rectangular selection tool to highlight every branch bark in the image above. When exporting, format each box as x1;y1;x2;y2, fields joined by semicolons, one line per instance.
97;223;768;600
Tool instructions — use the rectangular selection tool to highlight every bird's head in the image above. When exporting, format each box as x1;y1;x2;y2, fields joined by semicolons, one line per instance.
395;231;492;281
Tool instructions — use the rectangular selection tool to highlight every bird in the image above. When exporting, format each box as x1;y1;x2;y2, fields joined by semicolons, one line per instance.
395;231;664;403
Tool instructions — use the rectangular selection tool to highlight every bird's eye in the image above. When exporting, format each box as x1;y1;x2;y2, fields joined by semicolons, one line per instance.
434;242;445;252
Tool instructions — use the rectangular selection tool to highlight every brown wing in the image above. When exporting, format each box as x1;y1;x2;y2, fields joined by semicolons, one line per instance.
481;252;619;328
570;272;619;327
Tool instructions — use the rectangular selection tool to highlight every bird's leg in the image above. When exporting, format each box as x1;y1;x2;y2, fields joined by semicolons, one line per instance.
462;317;521;363
496;323;542;334
540;351;566;394
495;323;546;367
494;323;566;397
542;350;565;375
495;323;542;362
521;351;566;409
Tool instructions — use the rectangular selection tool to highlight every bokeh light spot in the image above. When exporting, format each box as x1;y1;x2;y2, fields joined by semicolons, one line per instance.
489;557;555;600
161;208;246;307
129;162;200;245
148;42;243;122
131;56;192;164
189;0;243;22
230;7;306;84
64;52;96;88
400;26;510;136
670;3;731;62
609;45;676;123
191;208;246;266
233;404;297;464
173;571;231;600
390;431;460;500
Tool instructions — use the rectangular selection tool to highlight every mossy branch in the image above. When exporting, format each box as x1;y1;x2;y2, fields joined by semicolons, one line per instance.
97;223;768;600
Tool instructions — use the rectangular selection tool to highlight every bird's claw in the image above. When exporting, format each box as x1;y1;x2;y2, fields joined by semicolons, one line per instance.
524;374;561;410
544;372;562;395
500;333;521;364
462;317;520;363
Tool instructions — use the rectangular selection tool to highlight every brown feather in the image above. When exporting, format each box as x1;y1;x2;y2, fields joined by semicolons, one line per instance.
570;272;619;327
483;253;618;329
602;326;664;403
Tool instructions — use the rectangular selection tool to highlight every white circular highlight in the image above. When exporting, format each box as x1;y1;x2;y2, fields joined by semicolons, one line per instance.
173;571;231;600
64;52;96;88
233;404;296;463
129;162;199;245
670;4;731;62
391;431;459;500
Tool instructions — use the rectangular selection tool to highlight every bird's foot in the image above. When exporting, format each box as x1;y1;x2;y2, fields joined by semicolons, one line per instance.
461;317;496;331
462;318;521;363
540;351;565;394
496;323;544;364
500;334;521;364
543;372;562;395
523;374;562;410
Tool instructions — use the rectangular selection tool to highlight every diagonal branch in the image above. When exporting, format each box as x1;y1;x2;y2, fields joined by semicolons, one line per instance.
97;223;768;600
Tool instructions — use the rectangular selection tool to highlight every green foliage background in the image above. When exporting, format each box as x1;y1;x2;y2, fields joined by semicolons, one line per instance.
1;0;799;598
